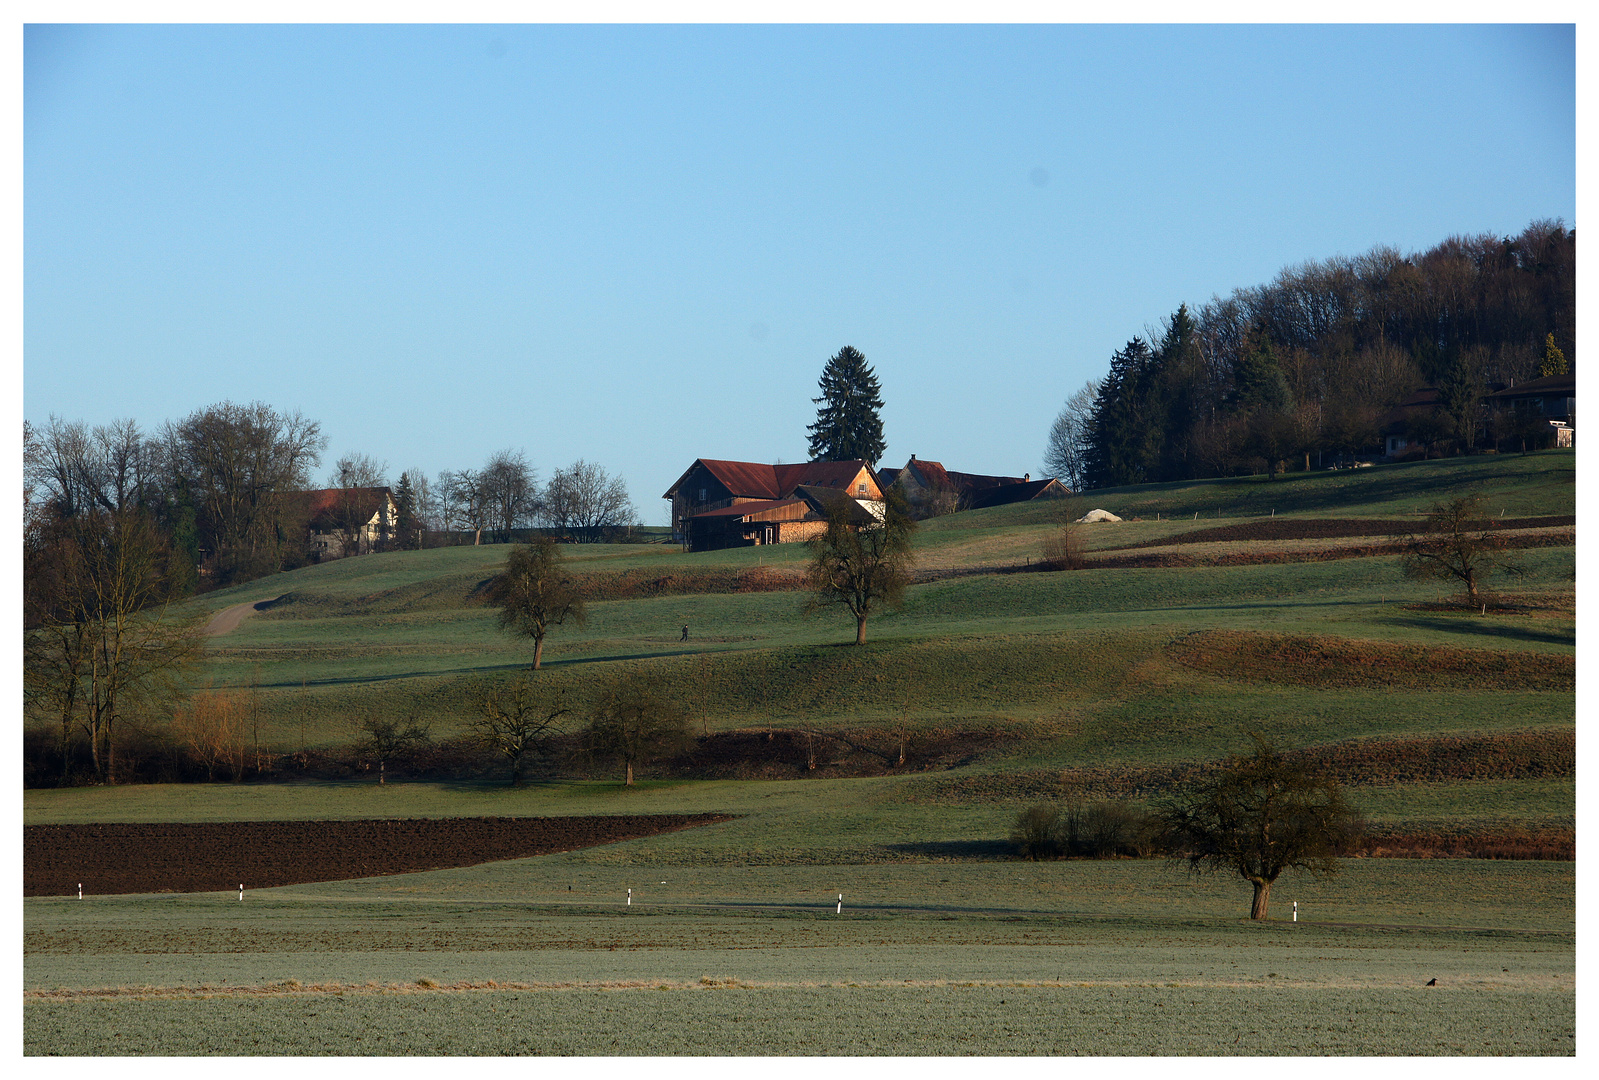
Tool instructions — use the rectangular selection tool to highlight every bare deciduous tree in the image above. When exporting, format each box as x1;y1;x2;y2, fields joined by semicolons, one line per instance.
542;460;635;542
359;716;430;784
486;538;586;669
472;675;571;786
23;507;202;784
1042;379;1098;491
160;401;325;577
582;675;691;786
805;490;916;645
481;448;537;542
1401;494;1524;606
1157;734;1362;920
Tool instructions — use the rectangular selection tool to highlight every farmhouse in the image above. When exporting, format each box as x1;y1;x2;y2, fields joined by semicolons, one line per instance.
877;455;1070;514
663;459;884;550
1485;372;1576;447
295;487;398;560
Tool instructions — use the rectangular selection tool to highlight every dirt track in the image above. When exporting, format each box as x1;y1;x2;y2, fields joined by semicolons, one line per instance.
24;815;732;897
203;595;285;637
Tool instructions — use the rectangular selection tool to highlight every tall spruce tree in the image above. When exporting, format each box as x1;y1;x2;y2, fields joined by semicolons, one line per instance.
807;346;887;464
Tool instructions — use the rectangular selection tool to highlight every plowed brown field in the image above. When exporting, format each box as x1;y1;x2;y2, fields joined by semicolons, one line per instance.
23;815;732;897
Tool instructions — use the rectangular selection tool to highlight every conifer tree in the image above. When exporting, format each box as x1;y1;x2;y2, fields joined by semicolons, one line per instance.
807;346;887;465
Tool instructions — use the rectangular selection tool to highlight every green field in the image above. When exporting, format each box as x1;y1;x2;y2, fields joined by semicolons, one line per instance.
23;451;1577;1055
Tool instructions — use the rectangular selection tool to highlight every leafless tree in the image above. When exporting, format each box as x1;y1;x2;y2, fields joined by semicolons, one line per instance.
23;507;203;784
358;716;430;784
582;675;691;786
25;415;160;519
1043;379;1098;491
472;675;571;786
480;448;538;541
160;401;325;576
543;460;635;542
485;538;586;669
1157;735;1361;920
328;452;388;490
1401;494;1524;606
805;490;916;645
439;468;493;545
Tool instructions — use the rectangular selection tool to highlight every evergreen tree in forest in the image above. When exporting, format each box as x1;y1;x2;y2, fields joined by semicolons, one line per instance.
1541;333;1569;377
392;471;419;548
807;346;887;465
1150;304;1210;482
1082;339;1158;488
1230;324;1293;415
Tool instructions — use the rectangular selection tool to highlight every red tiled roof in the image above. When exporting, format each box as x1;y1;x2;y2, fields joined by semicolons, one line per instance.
967;478;1070;509
293;487;393;529
946;469;1027;492
666;459;876;501
688;498;806;519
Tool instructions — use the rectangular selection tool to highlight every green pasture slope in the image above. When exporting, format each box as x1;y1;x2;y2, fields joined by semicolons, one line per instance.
24;451;1576;1055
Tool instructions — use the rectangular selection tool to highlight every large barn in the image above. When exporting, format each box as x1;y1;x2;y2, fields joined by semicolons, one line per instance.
663;459;883;551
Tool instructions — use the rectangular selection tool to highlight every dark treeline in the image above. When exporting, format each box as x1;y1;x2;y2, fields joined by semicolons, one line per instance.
1050;220;1575;488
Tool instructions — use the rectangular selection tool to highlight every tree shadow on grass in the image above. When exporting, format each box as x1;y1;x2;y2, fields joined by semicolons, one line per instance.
1378;615;1575;648
881;839;1015;861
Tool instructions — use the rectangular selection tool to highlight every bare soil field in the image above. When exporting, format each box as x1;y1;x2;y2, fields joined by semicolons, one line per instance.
1111;515;1574;549
1166;629;1574;690
23;815;732;897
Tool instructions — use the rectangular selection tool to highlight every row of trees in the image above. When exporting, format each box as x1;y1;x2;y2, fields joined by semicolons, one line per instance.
401;456;636;548
1047;220;1576;488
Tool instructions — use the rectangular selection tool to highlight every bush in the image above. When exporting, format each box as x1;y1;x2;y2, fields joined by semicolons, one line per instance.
1010;799;1156;860
1010;804;1063;860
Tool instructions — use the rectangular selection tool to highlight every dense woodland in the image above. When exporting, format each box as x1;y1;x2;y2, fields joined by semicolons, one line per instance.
1047;220;1575;489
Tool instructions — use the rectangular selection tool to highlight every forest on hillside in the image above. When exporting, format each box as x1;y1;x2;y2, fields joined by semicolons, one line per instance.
1047;219;1575;489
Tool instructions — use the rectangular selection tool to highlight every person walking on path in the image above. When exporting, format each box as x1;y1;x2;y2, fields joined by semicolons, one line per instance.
681;625;689;641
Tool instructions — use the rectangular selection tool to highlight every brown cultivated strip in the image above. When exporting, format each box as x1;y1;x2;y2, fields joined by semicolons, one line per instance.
1111;515;1574;549
1359;826;1574;861
570;566;805;600
1166;629;1573;691
912;730;1573;803
23;815;732;898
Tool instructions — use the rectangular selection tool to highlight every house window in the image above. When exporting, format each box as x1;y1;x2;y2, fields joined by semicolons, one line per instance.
857;484;867;496
699;488;707;502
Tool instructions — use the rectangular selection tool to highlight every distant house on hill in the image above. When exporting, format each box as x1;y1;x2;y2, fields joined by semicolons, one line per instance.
294;487;398;560
663;459;884;551
1486;372;1576;447
1378;387;1446;459
877;455;1070;516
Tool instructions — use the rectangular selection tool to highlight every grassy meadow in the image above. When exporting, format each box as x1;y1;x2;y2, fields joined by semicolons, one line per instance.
23;450;1577;1054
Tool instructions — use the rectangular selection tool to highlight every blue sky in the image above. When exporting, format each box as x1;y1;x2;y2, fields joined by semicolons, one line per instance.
24;23;1576;525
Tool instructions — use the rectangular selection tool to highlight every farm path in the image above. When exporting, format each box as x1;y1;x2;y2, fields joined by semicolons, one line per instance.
203;595;285;637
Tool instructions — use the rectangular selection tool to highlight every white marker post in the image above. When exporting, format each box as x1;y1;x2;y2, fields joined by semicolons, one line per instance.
627;888;632;907
78;883;82;900
837;893;842;914
1292;901;1297;923
239;884;244;901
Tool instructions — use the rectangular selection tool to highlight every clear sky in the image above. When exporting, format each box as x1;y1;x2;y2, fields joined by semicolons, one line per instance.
24;22;1576;525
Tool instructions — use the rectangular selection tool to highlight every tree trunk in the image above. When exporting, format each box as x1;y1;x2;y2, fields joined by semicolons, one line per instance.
533;635;545;670
855;614;868;645
379;759;385;785
1250;878;1272;920
625;759;634;786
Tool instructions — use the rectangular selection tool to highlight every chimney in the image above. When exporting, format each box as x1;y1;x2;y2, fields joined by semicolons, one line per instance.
1024;473;1030;482
910;454;915;461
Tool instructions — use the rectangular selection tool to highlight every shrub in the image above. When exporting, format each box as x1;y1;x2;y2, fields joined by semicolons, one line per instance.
1011;799;1156;860
1010;804;1063;860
